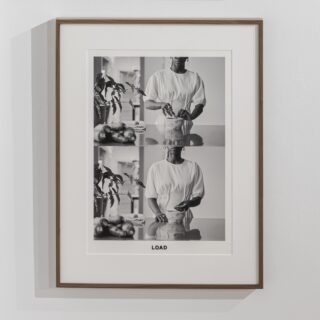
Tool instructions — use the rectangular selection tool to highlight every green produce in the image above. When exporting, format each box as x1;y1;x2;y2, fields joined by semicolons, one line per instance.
94;124;109;143
109;122;125;131
103;125;112;134
94;130;107;142
123;127;135;135
111;132;130;143
123;128;136;142
108;215;123;225
94;124;105;132
109;226;126;237
126;229;135;237
121;221;135;237
100;218;110;229
102;125;113;141
94;225;105;237
121;221;134;233
94;217;101;226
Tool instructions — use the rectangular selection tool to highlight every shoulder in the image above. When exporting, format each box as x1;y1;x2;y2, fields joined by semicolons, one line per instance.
150;69;167;79
149;160;166;172
186;70;203;85
185;160;201;172
183;159;197;169
186;70;201;79
195;72;204;84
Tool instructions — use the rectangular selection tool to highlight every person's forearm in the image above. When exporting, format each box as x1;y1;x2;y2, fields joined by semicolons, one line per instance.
190;104;204;120
188;196;202;208
147;198;162;216
144;100;166;110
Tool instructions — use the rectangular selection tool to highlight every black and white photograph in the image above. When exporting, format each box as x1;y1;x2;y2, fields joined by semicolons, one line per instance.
93;56;225;241
55;20;262;287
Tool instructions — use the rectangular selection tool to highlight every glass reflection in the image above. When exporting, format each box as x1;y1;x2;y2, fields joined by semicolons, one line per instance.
145;215;202;241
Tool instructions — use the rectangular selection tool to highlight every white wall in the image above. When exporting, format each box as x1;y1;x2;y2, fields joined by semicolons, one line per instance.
2;1;320;320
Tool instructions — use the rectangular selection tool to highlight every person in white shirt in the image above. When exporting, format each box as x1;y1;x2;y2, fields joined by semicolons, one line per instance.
144;57;206;126
145;146;205;223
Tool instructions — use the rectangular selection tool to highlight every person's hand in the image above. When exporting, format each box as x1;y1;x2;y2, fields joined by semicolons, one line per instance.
155;213;168;223
174;200;190;212
177;109;192;120
161;103;175;118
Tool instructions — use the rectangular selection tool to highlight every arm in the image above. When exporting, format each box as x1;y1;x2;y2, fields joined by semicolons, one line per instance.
188;74;206;120
175;196;202;212
175;162;205;212
147;198;168;222
190;104;204;120
144;99;168;110
177;103;204;121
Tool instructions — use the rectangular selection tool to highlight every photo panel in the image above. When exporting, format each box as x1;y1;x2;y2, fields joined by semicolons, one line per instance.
93;56;225;147
93;56;226;243
93;145;225;242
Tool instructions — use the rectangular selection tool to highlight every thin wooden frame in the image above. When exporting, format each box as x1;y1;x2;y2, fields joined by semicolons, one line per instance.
56;18;263;289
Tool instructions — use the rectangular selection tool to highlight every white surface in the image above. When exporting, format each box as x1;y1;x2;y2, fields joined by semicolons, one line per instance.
59;24;255;282
1;0;320;319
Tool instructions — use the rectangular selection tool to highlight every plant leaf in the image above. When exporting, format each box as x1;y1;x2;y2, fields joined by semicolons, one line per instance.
108;191;115;207
105;80;113;89
111;98;117;114
102;171;112;188
103;171;112;179
94;166;103;182
106;75;115;83
114;96;122;111
114;191;120;204
128;99;134;109
103;166;112;174
135;179;146;188
135;88;146;96
114;174;124;184
117;83;126;93
125;82;135;92
95;183;104;195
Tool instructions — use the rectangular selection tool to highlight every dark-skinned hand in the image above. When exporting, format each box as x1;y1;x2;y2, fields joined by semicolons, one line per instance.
177;109;192;120
155;213;168;223
174;200;190;212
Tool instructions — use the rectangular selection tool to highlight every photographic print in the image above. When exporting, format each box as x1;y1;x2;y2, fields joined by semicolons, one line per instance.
56;20;262;288
92;56;225;242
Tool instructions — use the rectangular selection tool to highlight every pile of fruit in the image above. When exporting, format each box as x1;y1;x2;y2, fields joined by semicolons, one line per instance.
94;215;135;238
94;122;136;144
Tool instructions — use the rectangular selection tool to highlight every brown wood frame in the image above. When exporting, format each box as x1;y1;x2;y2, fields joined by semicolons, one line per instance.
56;18;263;289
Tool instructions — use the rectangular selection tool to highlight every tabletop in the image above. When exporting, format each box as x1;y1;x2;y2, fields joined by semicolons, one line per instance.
95;218;225;241
95;124;225;147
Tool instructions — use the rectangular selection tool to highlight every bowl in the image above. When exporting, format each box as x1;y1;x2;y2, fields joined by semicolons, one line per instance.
165;210;185;224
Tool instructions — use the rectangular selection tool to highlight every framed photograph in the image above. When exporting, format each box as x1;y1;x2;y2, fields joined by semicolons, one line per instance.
56;19;263;288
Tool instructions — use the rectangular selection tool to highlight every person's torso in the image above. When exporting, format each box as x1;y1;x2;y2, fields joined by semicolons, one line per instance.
152;159;196;211
154;69;199;113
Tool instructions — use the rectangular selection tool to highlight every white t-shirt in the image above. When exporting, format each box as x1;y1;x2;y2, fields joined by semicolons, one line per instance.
145;159;205;217
144;69;206;115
